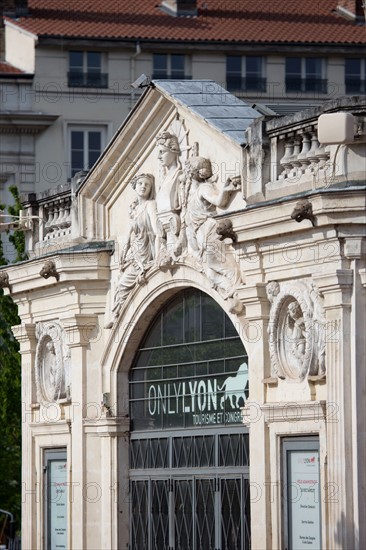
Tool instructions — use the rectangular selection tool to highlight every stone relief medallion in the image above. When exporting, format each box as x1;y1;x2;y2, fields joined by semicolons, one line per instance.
35;322;71;403
266;281;326;382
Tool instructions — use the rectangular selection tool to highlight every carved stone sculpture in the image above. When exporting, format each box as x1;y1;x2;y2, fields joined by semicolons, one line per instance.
156;131;183;214
108;126;245;323
106;174;159;328
291;199;316;226
40;260;60;281
182;156;243;312
267;280;326;382
0;271;12;293
35;322;71;403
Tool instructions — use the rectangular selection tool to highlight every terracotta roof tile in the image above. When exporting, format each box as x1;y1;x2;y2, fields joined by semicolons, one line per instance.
4;0;366;44
0;61;25;74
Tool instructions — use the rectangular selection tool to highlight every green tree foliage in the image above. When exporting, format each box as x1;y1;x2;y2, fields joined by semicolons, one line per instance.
0;186;24;528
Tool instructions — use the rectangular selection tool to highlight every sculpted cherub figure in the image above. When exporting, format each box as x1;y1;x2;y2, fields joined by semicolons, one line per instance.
106;174;159;328
183;156;238;258
183;156;243;302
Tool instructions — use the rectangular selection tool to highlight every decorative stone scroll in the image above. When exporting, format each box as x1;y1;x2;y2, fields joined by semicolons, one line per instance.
266;280;326;382
35;321;71;403
107;121;244;326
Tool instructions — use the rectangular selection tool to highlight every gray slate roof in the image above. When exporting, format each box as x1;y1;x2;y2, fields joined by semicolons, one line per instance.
154;80;262;145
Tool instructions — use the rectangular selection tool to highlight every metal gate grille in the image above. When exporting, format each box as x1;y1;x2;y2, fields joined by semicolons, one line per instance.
129;291;250;550
130;473;250;550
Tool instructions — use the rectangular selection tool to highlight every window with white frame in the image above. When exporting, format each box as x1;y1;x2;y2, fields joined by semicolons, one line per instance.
345;58;366;94
285;57;326;93
152;54;191;79
226;55;266;93
68;51;108;88
69;126;106;178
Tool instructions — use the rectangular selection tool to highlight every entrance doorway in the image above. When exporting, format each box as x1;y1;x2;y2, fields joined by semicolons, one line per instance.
129;290;250;549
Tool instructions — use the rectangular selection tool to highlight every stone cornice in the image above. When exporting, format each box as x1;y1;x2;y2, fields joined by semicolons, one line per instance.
83;415;130;437
0;112;59;134
312;269;354;293
242;400;326;426
0;245;112;298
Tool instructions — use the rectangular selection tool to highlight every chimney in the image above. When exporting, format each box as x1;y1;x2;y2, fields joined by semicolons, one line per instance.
336;1;365;20
160;0;198;17
1;1;28;60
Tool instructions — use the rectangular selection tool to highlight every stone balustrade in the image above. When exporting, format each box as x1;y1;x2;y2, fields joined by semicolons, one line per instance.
276;126;330;184
42;193;73;241
21;172;87;254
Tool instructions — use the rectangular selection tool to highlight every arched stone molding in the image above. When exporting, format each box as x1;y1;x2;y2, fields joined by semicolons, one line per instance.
101;263;254;416
101;265;254;549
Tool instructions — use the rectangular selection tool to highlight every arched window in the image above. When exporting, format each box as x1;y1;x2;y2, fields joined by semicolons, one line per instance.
129;289;250;549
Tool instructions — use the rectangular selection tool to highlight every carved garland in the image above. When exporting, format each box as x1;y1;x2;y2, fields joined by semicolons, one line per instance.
35;322;71;403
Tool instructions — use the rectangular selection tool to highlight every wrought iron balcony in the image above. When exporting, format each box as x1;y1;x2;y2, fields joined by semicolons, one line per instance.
345;78;366;94
152;72;192;80
226;76;267;93
285;77;327;94
67;71;108;88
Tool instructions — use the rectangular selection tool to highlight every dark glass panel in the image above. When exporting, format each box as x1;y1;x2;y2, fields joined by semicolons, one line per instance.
286;57;301;76
305;57;322;77
71;130;84;149
171;54;185;76
184;291;201;342
246;56;262;75
69;51;83;70
87;51;101;71
345;58;361;76
227;55;242;74
153;53;168;77
163;298;184;345
201;294;224;340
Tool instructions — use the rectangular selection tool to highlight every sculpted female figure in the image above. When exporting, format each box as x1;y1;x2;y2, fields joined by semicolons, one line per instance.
155;131;182;214
107;174;158;327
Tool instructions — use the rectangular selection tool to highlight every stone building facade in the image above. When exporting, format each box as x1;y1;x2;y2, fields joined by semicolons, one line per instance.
1;81;365;549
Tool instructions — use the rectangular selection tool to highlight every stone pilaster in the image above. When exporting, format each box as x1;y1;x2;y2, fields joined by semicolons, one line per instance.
60;314;99;550
313;269;354;549
12;323;37;550
239;283;272;549
84;417;130;549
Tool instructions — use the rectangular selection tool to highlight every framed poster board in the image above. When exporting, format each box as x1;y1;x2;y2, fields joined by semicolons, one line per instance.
44;448;68;550
282;437;321;550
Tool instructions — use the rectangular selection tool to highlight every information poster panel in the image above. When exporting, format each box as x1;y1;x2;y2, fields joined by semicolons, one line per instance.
284;439;321;550
46;450;67;550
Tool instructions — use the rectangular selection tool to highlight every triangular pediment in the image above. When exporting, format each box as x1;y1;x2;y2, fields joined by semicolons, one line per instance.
78;80;261;321
78;80;260;237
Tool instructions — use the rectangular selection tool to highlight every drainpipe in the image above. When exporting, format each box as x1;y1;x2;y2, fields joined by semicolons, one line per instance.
130;41;141;110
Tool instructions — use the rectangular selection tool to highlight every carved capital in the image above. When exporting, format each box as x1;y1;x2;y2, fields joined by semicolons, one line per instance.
359;268;366;288
60;313;100;347
344;237;366;259
11;323;37;353
312;269;353;309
